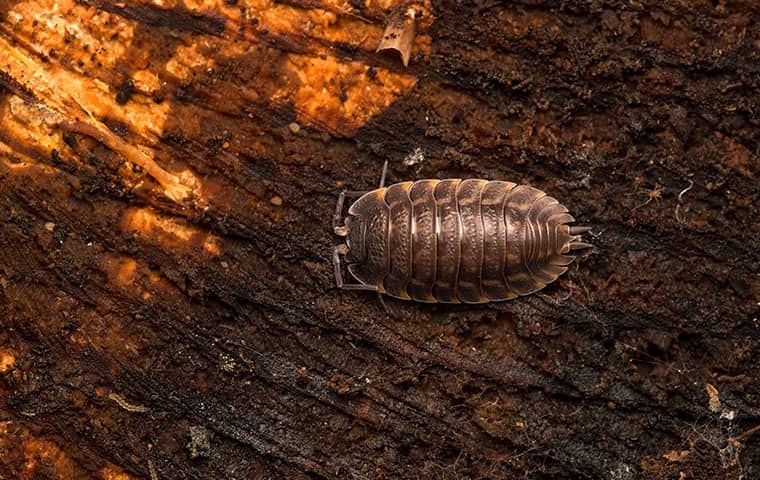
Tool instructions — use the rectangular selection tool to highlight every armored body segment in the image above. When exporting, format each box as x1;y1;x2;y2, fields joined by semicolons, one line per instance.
335;178;590;303
408;180;439;302
433;179;462;303
455;179;489;303
503;185;546;295
480;181;517;301
384;182;414;299
527;195;569;284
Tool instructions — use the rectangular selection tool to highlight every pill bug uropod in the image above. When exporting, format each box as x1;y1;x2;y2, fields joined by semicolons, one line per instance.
333;167;591;303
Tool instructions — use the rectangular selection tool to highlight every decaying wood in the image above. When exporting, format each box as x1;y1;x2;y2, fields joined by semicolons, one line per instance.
1;0;759;479
377;6;418;67
376;1;433;67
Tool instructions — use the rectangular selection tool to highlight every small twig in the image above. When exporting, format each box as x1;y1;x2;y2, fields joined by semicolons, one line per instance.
675;179;694;223
148;458;159;480
677;180;694;203
334;5;373;23
108;393;150;413
59;120;195;201
731;423;760;443
476;1;506;15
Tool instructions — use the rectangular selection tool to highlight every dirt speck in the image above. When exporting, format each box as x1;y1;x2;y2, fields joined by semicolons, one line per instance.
187;426;211;459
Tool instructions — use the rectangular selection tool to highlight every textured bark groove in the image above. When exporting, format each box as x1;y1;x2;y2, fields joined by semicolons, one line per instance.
0;1;758;479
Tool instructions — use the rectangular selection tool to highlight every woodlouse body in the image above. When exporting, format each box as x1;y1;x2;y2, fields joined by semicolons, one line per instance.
333;178;590;303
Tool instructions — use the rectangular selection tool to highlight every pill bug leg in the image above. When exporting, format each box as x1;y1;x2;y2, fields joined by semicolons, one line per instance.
376;292;398;317
333;244;378;291
334;190;369;236
378;160;389;188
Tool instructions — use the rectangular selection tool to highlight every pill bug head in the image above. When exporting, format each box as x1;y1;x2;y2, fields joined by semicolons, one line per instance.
343;215;366;263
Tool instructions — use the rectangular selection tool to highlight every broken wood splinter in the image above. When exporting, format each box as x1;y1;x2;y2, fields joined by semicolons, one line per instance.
59;120;195;202
377;6;418;67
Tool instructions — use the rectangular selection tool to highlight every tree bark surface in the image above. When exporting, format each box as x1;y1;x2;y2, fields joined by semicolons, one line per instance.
0;1;758;479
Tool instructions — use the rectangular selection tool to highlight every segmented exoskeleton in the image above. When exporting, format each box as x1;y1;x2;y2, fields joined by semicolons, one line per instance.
333;173;590;303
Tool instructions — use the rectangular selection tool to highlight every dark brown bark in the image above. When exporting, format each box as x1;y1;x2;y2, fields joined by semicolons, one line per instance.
0;1;758;479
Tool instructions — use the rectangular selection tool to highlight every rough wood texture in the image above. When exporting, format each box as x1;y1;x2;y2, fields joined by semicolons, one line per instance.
1;1;759;479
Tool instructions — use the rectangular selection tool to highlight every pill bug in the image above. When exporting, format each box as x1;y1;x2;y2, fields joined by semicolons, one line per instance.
333;174;591;303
